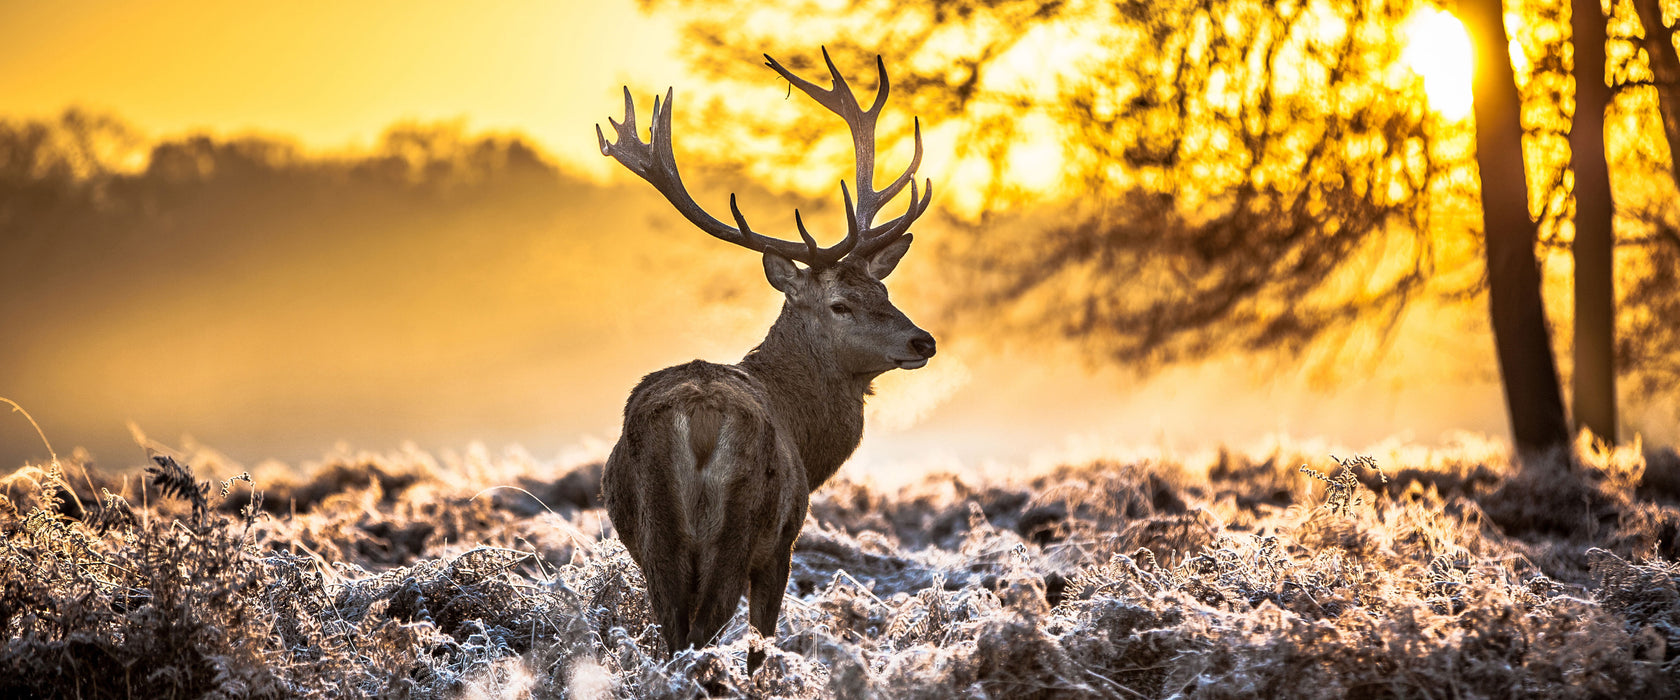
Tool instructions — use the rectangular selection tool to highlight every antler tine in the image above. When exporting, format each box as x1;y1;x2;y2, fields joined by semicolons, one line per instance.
865;55;890;118
598;86;821;263
727;193;756;237
818;47;864;117
792;210;821;261
872;117;923;212
841;182;861;257
599;87;647;171
763;48;863;118
848;120;929;262
795;181;868;268
851;177;934;260
650;86;674;167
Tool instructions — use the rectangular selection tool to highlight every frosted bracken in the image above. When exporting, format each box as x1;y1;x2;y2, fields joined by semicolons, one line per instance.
3;435;1680;697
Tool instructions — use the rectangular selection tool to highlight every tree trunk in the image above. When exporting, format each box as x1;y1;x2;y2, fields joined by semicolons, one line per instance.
1632;0;1680;186
1462;0;1573;452
1572;0;1617;443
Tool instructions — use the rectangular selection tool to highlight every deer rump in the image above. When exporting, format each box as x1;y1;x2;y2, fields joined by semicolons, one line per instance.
603;360;808;657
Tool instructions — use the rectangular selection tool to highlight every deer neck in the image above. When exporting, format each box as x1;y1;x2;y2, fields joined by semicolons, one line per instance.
739;308;874;490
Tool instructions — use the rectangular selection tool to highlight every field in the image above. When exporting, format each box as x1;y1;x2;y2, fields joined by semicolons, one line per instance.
4;434;1680;698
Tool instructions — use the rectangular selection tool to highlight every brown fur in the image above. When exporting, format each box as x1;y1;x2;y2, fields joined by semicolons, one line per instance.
602;250;934;671
687;407;724;471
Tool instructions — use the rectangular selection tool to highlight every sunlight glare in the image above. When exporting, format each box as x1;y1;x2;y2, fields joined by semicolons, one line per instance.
1401;7;1475;120
1008;127;1065;192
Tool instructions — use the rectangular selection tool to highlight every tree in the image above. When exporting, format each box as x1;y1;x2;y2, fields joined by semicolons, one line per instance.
650;0;1680;449
1620;0;1680;403
1571;0;1616;443
1632;0;1680;186
1461;0;1570;452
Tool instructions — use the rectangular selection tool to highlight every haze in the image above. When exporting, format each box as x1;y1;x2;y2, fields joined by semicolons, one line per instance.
4;0;1633;482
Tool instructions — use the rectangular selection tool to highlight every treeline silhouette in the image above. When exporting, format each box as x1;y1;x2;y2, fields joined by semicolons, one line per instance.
1;109;559;289
0;109;756;470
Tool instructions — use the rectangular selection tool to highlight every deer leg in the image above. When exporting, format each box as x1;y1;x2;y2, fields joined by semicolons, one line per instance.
746;549;793;674
633;468;695;658
687;574;747;651
686;520;752;649
686;414;769;652
641;547;693;656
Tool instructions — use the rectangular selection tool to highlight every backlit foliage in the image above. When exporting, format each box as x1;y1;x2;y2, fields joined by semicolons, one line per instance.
647;0;1680;391
1298;453;1388;515
654;0;1459;370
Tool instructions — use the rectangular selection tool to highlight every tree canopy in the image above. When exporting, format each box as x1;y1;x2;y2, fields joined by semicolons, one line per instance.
647;0;1680;405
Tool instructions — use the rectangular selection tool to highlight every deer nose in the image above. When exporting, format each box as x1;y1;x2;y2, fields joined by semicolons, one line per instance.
909;332;936;358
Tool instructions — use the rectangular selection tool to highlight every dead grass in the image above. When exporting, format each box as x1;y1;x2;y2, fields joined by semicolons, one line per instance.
3;435;1680;698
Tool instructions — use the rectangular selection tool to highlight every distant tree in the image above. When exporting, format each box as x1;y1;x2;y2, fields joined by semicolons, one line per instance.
0;112;560;293
1621;0;1680;401
1631;0;1680;186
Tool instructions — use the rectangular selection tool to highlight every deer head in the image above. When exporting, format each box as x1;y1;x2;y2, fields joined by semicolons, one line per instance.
596;48;936;377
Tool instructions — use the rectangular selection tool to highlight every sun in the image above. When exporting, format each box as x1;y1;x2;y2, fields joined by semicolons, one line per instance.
1401;7;1475;120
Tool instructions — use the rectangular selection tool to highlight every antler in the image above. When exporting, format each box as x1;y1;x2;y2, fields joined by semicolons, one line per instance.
762;49;933;262
597;48;933;268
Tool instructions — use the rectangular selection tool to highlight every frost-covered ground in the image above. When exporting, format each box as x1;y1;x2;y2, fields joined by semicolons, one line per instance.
4;435;1680;698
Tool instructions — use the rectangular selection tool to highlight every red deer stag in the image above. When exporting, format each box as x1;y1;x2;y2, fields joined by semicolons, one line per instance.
596;49;934;671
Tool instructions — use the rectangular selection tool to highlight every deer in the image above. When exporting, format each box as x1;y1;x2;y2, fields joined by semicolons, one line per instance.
595;49;935;673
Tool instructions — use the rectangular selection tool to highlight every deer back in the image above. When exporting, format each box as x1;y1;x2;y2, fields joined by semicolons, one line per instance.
602;361;807;574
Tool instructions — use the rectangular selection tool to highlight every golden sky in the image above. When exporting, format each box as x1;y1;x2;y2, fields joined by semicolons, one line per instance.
0;0;684;176
0;1;1484;185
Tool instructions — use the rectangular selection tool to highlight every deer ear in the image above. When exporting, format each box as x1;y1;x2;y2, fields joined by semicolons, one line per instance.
865;234;913;280
763;251;801;293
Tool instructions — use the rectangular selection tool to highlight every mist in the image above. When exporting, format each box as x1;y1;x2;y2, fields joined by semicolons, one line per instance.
0;113;1570;476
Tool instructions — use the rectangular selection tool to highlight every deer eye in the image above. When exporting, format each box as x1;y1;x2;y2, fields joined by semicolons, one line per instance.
829;302;852;315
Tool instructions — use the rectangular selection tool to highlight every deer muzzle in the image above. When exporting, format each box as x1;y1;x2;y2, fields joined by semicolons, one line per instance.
897;330;936;369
